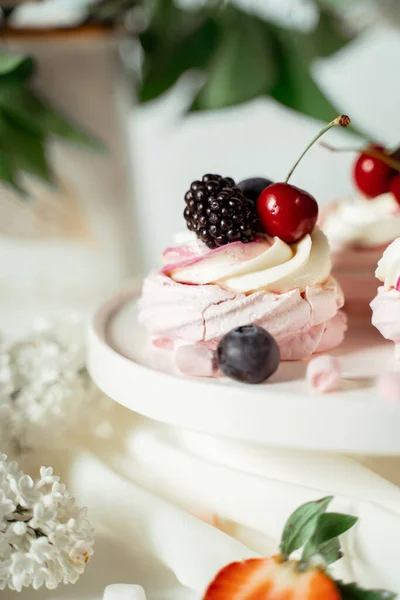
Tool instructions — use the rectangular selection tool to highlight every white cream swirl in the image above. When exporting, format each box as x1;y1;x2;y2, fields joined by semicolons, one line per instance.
169;227;331;294
376;237;400;290
323;193;400;249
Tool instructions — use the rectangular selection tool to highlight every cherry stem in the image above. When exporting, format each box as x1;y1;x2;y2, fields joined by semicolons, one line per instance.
285;115;351;184
320;142;400;172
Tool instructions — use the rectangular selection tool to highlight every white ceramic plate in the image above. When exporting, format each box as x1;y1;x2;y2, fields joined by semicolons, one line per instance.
87;290;400;455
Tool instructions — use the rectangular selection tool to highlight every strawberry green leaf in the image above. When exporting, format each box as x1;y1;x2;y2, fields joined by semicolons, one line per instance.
280;496;333;559
302;512;358;564
316;537;343;566
336;581;397;600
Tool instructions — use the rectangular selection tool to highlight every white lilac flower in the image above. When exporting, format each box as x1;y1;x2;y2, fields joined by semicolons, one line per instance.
0;453;94;591
0;312;115;460
0;489;16;522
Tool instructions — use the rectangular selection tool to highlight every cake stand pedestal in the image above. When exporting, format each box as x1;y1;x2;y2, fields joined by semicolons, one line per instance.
88;289;400;457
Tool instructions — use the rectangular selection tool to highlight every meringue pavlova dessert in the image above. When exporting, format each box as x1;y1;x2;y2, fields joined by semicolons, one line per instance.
322;144;400;312
371;237;400;358
139;116;350;380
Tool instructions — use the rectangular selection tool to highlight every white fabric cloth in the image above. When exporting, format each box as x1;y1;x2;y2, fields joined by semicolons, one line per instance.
104;585;147;600
67;417;400;599
4;417;400;600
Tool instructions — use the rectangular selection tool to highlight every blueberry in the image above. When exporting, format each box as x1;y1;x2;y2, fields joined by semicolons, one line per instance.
238;177;273;203
216;325;280;384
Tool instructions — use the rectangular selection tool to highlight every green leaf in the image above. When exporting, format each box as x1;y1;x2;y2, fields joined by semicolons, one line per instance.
317;0;364;8
317;537;343;565
302;512;358;564
0;152;25;195
308;9;353;58
0;113;53;185
336;581;397;600
279;496;333;559
267;26;340;122
0;53;34;88
139;15;221;103
87;0;137;23
191;8;277;111
0;53;29;75
0;88;101;150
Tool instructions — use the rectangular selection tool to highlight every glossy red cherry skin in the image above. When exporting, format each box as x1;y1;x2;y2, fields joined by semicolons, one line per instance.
257;183;319;244
389;174;400;206
353;145;392;198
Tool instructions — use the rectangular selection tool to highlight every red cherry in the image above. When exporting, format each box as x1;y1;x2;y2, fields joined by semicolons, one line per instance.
254;115;350;244
389;174;400;206
257;183;318;244
353;145;392;198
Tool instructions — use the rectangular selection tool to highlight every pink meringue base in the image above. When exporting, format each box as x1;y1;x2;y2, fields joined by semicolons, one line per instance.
170;311;347;377
331;246;385;316
278;311;347;360
139;273;347;377
371;287;400;354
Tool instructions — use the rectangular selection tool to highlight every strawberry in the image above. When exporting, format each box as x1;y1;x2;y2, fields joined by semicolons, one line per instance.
202;497;396;600
204;555;340;600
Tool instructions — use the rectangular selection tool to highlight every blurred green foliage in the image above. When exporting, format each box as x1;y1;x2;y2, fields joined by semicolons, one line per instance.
137;0;353;121
0;0;356;196
0;53;100;195
89;0;354;120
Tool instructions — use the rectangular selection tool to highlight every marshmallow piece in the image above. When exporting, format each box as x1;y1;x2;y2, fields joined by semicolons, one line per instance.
104;585;146;600
306;355;341;393
175;345;216;377
376;371;400;402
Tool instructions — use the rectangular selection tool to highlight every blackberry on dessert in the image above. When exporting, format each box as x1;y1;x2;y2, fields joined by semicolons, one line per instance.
183;174;258;249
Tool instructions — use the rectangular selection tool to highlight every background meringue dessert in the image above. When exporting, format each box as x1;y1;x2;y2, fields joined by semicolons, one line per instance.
371;237;400;358
322;144;400;314
139;117;350;379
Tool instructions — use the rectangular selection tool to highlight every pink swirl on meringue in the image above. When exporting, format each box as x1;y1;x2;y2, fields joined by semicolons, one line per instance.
162;227;331;294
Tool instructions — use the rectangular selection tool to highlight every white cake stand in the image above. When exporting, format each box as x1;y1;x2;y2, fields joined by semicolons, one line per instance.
87;289;400;456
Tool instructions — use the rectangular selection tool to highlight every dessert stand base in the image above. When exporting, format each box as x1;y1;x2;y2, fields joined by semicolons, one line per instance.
88;289;400;456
